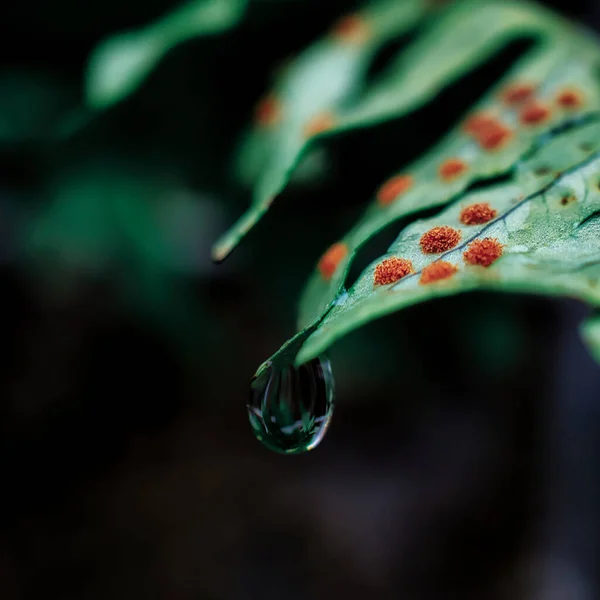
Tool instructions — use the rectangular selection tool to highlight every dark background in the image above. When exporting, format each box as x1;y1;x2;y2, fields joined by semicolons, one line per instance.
0;0;599;598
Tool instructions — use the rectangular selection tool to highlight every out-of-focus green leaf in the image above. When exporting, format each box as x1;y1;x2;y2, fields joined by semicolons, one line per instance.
23;165;221;349
213;0;433;260
85;0;247;109
223;0;600;369
26;169;120;272
25;166;220;274
0;71;73;143
581;314;600;364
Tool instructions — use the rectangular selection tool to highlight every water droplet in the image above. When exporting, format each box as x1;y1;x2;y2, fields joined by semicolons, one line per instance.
248;355;335;454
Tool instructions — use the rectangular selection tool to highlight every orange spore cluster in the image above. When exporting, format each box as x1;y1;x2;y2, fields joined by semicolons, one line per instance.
374;257;414;286
439;158;468;181
501;83;535;106
476;122;512;150
463;113;512;151
519;101;551;126
557;88;584;109
377;175;414;206
331;14;370;45
254;93;281;127
420;261;458;284
463;238;503;267
304;112;336;137
460;202;497;225
463;112;496;135
318;242;347;280
420;226;462;254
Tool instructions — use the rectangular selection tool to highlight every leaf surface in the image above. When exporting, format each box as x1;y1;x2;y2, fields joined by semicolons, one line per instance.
299;133;600;363
224;0;600;368
213;0;600;262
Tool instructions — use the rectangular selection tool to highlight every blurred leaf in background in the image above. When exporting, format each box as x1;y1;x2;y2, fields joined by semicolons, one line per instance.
85;0;248;109
21;161;227;354
0;70;75;144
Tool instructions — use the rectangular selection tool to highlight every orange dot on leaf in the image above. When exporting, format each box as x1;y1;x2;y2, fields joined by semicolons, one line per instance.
476;122;513;151
304;112;336;138
463;112;497;135
464;114;512;150
420;261;458;284
439;158;468;181
501;83;535;106
519;101;551;126
376;175;414;206
254;94;282;128
331;14;370;45
460;202;497;225
557;88;584;109
420;226;462;254
374;257;414;286
463;238;503;267
318;243;348;281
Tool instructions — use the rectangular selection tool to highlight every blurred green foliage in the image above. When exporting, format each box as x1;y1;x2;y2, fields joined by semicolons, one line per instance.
85;0;248;108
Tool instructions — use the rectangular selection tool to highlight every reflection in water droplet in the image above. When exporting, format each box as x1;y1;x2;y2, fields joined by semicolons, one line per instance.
248;356;335;454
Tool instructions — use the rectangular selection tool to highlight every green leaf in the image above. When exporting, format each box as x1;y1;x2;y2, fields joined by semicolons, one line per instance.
23;165;216;350
299;133;600;363
216;0;600;369
581;313;600;364
0;71;73;144
213;0;433;260
212;0;600;262
85;0;247;109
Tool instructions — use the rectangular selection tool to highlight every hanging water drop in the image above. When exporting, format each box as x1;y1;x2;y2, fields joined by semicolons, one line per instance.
247;355;335;454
